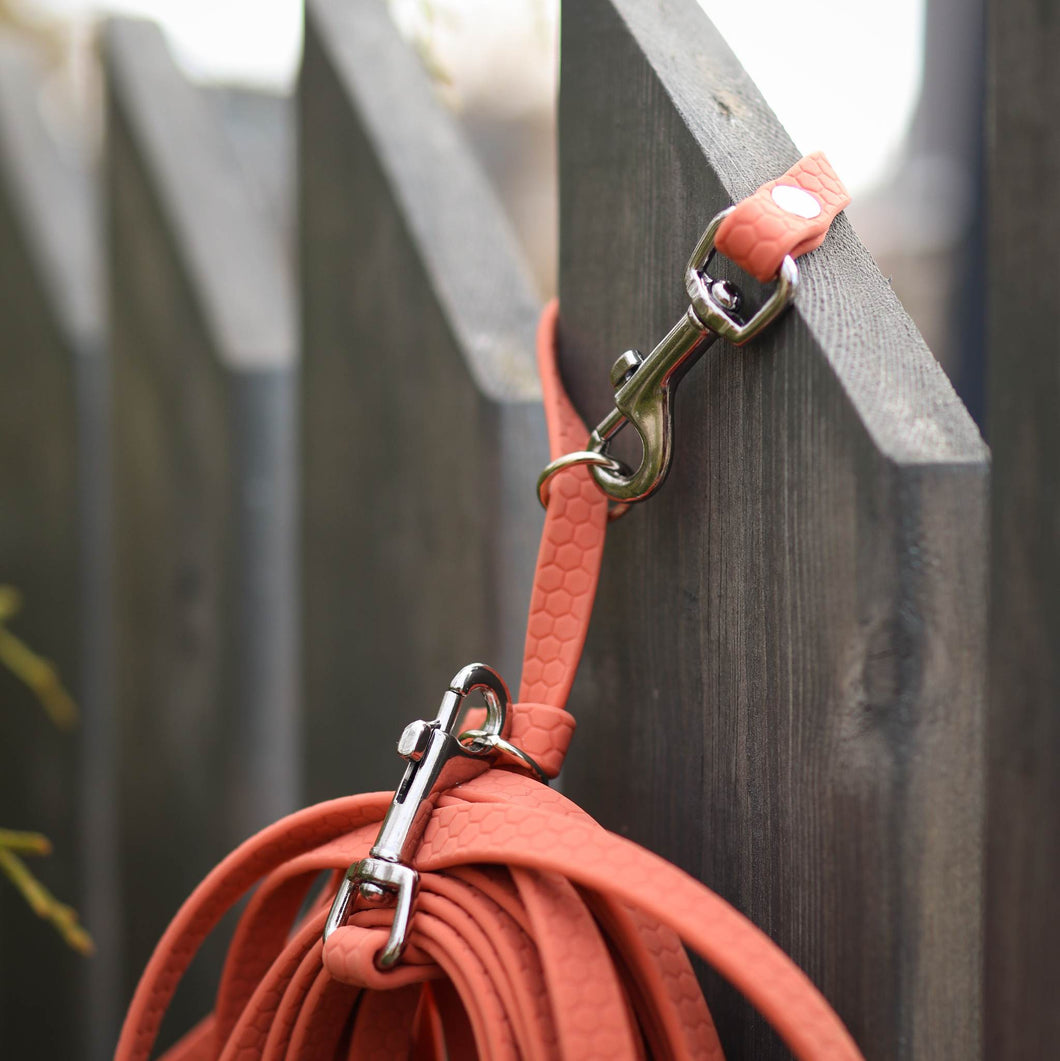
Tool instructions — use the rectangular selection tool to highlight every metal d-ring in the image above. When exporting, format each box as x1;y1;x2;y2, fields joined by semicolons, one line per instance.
458;729;550;784
536;450;632;521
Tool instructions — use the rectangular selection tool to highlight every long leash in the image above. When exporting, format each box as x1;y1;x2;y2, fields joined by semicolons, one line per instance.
116;154;856;1060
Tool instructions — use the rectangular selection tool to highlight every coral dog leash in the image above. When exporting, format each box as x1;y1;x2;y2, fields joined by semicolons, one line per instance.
116;154;855;1060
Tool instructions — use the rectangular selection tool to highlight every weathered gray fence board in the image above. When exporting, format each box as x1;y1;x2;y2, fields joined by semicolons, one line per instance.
300;0;545;805
985;3;1060;1054
558;2;988;1057
104;19;297;1040
0;35;111;1061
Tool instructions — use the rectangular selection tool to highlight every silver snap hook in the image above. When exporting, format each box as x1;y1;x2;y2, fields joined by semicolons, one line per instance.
538;205;799;509
323;663;546;968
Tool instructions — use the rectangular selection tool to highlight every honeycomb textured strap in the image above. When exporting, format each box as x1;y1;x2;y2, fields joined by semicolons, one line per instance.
715;151;849;281
518;300;608;709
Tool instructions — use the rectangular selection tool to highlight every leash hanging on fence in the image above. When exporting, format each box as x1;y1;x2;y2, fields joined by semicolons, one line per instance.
115;153;856;1061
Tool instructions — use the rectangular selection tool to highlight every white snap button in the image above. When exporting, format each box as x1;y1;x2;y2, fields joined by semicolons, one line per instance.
771;185;821;219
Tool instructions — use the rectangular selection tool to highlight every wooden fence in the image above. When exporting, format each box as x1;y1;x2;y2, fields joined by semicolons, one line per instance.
0;0;1050;1057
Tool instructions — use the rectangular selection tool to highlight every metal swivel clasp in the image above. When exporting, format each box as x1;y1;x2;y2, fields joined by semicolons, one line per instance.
538;206;799;509
323;663;543;969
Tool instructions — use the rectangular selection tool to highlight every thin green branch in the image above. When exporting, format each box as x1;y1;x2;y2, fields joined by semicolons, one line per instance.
0;840;93;954
0;586;77;729
0;585;22;622
0;828;51;855
0;588;90;955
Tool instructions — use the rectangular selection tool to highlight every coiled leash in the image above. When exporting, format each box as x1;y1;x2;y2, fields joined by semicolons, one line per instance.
116;153;857;1060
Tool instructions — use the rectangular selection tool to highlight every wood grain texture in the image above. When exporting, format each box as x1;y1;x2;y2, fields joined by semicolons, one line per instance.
985;2;1060;1055
103;19;297;1043
0;34;110;1061
300;0;545;806
558;2;988;1057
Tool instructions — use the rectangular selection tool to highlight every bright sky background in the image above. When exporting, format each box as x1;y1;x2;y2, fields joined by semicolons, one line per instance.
19;0;926;194
696;0;925;192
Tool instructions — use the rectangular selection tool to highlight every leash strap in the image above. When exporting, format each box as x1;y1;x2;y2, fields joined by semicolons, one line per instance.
519;300;609;713
116;156;857;1061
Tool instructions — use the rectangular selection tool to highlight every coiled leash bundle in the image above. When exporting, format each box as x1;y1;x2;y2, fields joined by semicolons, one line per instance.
116;154;857;1060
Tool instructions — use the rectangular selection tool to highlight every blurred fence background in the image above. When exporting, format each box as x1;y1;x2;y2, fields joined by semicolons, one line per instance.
2;0;1054;1059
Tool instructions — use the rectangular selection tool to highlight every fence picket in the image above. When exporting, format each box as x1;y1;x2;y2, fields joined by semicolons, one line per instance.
558;2;988;1057
986;2;1060;1054
300;0;545;804
103;19;297;1039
